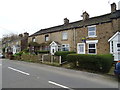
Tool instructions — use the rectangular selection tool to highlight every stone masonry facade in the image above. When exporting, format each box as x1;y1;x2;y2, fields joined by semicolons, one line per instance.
29;3;120;56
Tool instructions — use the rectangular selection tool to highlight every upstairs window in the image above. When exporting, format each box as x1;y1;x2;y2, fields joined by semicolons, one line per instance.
62;44;70;51
88;25;96;37
45;35;49;41
32;37;36;42
62;32;68;40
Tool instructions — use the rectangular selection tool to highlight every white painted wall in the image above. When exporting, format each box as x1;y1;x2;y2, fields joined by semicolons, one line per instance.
50;41;58;55
110;33;120;61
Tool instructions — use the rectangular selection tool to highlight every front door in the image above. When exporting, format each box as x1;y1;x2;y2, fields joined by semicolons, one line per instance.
51;46;56;55
77;43;85;54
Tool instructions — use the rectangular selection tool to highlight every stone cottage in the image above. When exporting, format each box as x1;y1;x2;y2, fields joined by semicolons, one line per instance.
29;3;120;61
2;32;29;55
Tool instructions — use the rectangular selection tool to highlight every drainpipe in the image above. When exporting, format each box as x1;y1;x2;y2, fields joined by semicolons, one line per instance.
73;28;76;52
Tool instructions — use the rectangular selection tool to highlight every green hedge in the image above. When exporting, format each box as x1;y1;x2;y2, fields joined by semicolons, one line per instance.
13;51;23;56
55;51;76;62
66;54;113;73
22;49;29;53
37;50;50;54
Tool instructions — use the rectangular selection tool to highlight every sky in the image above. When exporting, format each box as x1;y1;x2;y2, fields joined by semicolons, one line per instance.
0;0;120;38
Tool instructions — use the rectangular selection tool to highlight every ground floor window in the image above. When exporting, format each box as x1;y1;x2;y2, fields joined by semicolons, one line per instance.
77;43;85;54
62;44;70;51
43;46;50;51
88;43;96;54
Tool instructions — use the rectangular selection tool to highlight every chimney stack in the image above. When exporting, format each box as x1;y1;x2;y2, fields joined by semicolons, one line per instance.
81;11;89;21
64;18;69;25
111;3;116;13
24;32;29;37
19;34;23;37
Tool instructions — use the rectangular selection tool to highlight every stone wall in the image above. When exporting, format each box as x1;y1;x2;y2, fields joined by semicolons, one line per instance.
28;29;74;51
21;54;42;62
28;18;120;55
15;54;60;64
76;20;119;54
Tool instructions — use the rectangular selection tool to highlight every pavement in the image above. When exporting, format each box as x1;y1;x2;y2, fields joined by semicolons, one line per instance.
1;59;120;89
0;59;2;90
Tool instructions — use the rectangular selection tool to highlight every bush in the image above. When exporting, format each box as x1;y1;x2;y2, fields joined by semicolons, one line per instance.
55;51;76;62
66;54;113;73
37;50;50;54
13;51;23;56
23;49;29;53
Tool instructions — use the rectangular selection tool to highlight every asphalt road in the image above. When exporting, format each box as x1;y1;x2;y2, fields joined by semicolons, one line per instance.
1;59;119;89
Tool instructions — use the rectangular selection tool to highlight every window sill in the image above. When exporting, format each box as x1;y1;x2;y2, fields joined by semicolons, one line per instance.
61;39;68;41
45;40;49;42
88;36;97;38
88;53;97;55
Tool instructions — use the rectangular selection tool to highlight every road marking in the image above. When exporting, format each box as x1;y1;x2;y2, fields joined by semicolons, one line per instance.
48;81;72;89
8;67;30;76
0;64;2;66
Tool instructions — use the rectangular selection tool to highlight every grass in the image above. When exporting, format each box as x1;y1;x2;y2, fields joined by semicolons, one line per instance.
42;61;60;67
107;65;115;76
12;57;115;76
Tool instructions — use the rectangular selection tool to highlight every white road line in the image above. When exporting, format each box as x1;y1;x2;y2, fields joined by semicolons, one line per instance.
8;67;30;76
0;64;2;66
48;81;71;89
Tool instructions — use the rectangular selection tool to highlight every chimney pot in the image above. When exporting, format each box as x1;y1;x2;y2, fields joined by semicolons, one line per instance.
19;34;23;37
64;18;69;25
111;3;116;13
24;32;29;37
82;11;89;21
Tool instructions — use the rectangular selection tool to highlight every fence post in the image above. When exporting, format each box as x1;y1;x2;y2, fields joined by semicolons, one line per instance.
59;56;61;64
51;55;53;64
42;54;44;63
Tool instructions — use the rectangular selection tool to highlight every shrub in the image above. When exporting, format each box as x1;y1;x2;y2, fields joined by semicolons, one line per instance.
13;51;23;56
66;54;113;73
55;51;76;62
22;49;29;53
37;50;50;54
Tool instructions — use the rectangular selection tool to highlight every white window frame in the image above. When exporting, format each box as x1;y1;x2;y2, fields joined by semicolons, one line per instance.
110;41;114;54
88;25;97;37
32;37;36;42
62;44;70;51
88;43;97;54
77;43;85;54
62;32;68;40
45;35;49;41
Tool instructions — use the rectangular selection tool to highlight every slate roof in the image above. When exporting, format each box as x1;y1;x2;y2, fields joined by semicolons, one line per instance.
30;10;120;37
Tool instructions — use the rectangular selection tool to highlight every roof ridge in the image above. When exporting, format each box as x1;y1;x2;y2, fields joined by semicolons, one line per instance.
30;10;120;37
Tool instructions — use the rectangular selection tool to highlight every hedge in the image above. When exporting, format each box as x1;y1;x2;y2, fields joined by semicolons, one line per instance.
66;54;113;73
55;51;76;62
37;50;50;54
13;51;23;56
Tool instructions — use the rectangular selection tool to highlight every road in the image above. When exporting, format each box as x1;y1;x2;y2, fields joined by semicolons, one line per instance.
1;59;119;89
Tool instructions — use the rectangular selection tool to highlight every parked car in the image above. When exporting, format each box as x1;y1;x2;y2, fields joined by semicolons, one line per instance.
0;53;3;58
114;61;120;78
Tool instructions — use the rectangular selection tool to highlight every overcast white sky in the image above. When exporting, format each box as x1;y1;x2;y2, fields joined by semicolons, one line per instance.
0;0;119;38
